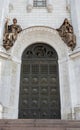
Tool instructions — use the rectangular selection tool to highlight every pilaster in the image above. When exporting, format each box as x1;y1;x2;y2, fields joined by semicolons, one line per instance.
70;0;80;48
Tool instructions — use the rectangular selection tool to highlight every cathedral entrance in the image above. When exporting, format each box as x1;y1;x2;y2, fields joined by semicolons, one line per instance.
18;43;61;119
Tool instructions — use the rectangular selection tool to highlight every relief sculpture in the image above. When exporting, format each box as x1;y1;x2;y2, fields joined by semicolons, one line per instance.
3;18;22;50
57;18;76;51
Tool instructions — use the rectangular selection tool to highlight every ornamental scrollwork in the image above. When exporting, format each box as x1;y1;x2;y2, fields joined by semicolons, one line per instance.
34;46;46;57
23;44;57;59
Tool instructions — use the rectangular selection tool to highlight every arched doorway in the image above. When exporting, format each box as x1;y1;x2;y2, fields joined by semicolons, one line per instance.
18;43;61;119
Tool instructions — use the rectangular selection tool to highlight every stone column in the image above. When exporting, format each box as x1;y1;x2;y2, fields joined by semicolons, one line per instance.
70;0;80;48
47;0;53;12
27;0;33;12
0;0;9;51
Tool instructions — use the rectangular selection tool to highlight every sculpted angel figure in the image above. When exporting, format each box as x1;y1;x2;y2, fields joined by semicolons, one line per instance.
57;18;76;50
3;18;22;50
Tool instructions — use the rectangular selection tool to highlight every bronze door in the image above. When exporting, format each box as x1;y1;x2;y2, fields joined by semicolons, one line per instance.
18;43;61;119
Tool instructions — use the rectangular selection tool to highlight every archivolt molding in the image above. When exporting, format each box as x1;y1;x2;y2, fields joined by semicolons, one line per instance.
11;26;68;62
21;26;57;35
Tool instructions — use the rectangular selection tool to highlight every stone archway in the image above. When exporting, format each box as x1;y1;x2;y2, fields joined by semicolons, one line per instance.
11;26;68;61
4;26;71;119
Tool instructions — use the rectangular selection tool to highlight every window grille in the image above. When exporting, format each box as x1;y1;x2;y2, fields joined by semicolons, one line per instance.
33;0;46;7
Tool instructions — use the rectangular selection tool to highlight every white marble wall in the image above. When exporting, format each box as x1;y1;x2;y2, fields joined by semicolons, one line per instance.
0;0;80;119
6;0;70;28
70;0;80;48
0;0;9;45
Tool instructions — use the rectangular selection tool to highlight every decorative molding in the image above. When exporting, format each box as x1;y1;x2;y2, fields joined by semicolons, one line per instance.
12;26;68;63
21;23;76;51
23;43;57;59
0;51;11;60
21;26;57;34
68;48;80;58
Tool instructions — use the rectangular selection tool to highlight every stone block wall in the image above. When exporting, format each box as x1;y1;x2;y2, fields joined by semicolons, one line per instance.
0;0;80;120
5;0;70;29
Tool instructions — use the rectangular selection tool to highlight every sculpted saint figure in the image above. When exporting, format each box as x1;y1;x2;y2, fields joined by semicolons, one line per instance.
57;18;76;50
3;18;22;50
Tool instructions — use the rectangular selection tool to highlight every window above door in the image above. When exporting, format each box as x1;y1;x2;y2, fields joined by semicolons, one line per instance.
33;0;46;7
27;0;53;12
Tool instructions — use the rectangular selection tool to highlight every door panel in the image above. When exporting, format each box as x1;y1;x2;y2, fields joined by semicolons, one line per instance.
18;43;61;119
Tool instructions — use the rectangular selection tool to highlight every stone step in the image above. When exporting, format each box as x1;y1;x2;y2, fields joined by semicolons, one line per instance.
0;119;80;130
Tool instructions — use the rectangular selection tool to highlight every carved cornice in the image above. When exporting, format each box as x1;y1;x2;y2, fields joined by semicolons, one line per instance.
0;51;11;60
68;47;80;58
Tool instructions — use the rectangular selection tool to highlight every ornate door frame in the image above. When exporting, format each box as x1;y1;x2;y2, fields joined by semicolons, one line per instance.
2;26;72;119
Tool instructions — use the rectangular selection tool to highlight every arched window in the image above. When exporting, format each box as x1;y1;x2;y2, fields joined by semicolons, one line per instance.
33;0;46;7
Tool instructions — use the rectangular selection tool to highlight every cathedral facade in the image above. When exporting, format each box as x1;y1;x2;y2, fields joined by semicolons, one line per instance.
0;0;80;120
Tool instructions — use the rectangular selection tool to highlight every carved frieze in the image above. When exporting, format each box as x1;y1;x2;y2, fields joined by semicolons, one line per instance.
57;18;76;51
3;18;22;50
